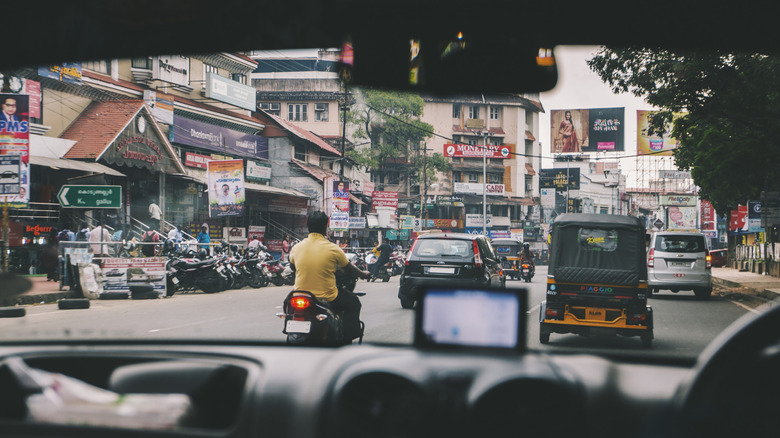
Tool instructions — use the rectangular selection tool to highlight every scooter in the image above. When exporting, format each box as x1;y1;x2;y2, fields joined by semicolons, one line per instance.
276;275;365;346
364;252;390;282
519;262;535;283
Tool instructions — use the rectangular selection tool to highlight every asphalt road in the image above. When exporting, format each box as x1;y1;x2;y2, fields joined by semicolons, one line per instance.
0;267;751;359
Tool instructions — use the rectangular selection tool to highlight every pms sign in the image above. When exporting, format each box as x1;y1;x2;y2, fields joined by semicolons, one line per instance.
443;143;513;159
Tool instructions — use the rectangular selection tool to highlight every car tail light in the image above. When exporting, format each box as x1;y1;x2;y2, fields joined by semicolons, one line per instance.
628;313;647;324
545;308;561;319
290;296;310;310
473;240;482;268
647;248;654;268
406;240;418;266
705;250;712;269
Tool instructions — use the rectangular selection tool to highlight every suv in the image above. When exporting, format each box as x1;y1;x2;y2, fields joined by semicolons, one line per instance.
647;231;712;299
398;233;505;309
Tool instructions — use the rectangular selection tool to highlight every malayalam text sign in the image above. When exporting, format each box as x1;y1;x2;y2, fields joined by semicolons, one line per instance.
58;185;122;208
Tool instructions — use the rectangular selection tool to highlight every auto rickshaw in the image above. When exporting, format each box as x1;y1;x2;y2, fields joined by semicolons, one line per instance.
539;214;653;347
491;238;524;280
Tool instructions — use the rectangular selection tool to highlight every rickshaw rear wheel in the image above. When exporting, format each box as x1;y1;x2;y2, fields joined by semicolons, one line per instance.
540;332;550;344
641;332;652;348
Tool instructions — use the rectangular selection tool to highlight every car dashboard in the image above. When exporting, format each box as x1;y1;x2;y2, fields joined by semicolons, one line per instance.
0;343;692;438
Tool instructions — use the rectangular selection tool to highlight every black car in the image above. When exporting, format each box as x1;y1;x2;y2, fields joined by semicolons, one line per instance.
398;233;506;309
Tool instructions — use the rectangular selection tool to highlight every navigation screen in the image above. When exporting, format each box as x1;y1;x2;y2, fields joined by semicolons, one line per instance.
416;288;524;350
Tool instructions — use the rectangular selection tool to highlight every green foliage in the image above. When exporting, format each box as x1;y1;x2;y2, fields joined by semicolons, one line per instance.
588;48;780;212
348;88;448;185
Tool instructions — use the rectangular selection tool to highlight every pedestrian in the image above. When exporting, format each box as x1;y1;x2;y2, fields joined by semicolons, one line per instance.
141;227;160;257
41;231;60;281
282;234;291;262
88;223;112;256
168;224;183;243
148;198;161;228
75;221;90;242
197;224;211;255
248;235;261;251
57;226;75;243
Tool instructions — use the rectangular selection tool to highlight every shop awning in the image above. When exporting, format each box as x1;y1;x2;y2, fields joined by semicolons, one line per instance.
244;181;309;198
29;155;126;177
349;193;365;205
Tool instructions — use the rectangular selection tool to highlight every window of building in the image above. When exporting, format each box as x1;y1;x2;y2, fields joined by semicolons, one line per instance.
259;102;281;116
468;105;480;119
468;173;479;183
294;143;307;161
83;60;110;74
204;63;219;77
525;175;533;193
490;106;500;120
131;57;153;70
467;138;479;146
489;173;501;184
231;73;247;84
451;171;461;182
315;103;329;122
452;104;461;118
288;104;308;121
526;110;534;127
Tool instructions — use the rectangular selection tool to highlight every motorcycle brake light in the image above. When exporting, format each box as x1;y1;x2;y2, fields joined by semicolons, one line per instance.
290;296;310;310
522;263;530;269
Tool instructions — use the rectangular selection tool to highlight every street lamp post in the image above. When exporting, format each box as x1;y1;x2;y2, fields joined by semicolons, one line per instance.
481;130;493;235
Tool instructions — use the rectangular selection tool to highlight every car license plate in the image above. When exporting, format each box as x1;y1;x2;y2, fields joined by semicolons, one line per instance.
428;267;455;274
286;320;311;334
584;308;606;321
171;277;179;284
669;261;690;268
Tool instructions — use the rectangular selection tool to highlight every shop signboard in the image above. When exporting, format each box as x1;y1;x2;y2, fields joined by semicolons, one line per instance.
101;257;167;297
371;191;398;209
248;225;265;245
659;194;697;206
173;116;269;159
430;218;462;229
38;63;82;85
465;214;493;228
666;206;698;230
539;168;580;191
348;217;366;229
443;143;513;159
748;200;764;233
490;230;511;239
246;160;272;182
436;196;464;207
205;72;257;111
269;197;308;215
143;90;174;125
385;229;411;240
453;183;505;196
400;215;415;229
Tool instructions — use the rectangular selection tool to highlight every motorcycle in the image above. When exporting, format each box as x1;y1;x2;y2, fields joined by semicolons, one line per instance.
519;262;534;283
364;252;390;282
276;274;365;346
263;258;286;287
166;250;229;294
390;251;405;276
243;248;268;288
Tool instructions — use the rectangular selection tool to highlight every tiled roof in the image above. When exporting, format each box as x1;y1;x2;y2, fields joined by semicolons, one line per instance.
61;100;144;160
290;159;333;182
263;112;341;156
525;130;536;141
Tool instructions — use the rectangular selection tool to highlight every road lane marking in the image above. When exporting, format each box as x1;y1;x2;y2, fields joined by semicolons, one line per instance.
728;299;760;314
148;316;230;333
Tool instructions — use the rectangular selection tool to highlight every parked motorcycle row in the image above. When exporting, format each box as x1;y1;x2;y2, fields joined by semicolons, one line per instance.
162;241;295;296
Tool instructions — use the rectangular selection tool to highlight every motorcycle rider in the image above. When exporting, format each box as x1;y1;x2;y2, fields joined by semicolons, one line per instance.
518;243;536;277
368;239;393;280
289;211;371;341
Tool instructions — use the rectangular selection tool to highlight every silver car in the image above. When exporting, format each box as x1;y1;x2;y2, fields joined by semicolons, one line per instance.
647;231;712;299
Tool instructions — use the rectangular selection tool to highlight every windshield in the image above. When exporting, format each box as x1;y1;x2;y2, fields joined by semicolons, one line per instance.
0;38;775;364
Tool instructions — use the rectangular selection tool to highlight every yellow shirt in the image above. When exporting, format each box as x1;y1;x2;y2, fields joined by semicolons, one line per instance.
289;233;349;301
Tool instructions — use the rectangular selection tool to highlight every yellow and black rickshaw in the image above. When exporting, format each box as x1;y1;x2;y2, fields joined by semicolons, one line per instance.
491;238;524;280
539;213;653;347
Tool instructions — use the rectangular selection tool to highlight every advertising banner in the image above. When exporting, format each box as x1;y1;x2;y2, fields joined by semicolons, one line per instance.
22;79;41;119
465;214;493;228
38;63;82;85
430;218;462;229
207;159;246;217
205;72;257;111
173;116;269;159
637;110;680;156
152;55;190;87
748;200;764;233
700;199;716;233
102;258;167;297
143;90;175;125
539;168;580;191
551;107;624;153
0;94;30;207
348;217;366;229
330;180;350;230
453;182;505;196
666;206;698;230
371;191;399;209
248;225;265;244
443;143;513;159
540;188;556;208
436;196;463;207
659;170;691;179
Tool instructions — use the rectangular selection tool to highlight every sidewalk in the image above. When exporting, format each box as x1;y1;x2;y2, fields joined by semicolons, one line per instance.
13;276;74;305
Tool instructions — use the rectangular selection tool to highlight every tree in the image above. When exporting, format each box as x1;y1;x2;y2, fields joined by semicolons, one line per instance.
347;88;449;194
587;47;780;213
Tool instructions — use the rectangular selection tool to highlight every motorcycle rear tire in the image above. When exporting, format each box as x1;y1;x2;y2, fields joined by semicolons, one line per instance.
382;274;390;282
271;276;285;287
200;271;224;294
248;272;264;289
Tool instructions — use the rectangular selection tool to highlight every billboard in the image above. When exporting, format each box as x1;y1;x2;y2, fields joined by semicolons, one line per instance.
0;94;30;208
666;206;698;230
330;180;350;230
539;168;580;190
207;159;246;217
551;107;624;153
637;110;681;156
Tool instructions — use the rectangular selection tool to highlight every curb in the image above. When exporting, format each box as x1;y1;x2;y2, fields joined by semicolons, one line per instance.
712;277;780;302
15;292;76;306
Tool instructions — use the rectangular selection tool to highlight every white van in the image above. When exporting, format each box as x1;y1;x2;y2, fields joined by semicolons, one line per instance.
647;231;713;299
